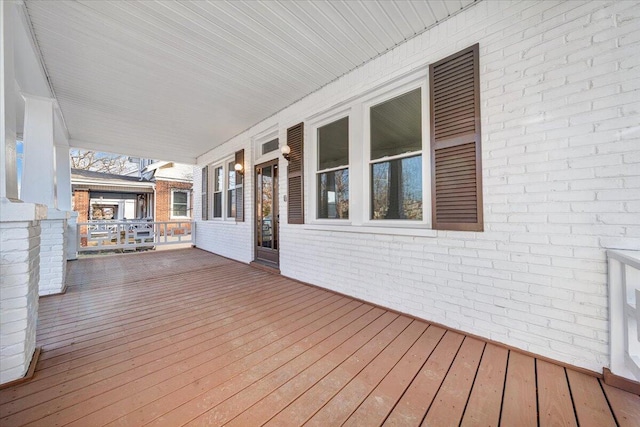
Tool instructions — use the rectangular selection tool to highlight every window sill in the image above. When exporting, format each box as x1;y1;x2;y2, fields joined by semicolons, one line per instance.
303;223;437;238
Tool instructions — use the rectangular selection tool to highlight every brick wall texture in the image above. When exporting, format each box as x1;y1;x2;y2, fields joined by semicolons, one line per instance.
0;221;40;383
155;180;193;222
38;219;67;296
193;0;640;373
72;190;89;223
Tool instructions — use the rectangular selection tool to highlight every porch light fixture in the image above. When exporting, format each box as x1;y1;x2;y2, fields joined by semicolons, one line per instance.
281;144;291;161
234;162;244;174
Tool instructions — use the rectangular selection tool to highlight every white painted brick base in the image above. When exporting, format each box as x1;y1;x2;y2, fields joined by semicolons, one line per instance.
194;0;640;373
0;220;40;384
38;218;67;296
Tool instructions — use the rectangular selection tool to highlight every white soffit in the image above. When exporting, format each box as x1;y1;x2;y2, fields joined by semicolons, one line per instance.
25;0;475;163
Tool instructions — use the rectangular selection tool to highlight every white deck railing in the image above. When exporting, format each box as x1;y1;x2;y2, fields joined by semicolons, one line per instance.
77;220;193;252
608;250;640;382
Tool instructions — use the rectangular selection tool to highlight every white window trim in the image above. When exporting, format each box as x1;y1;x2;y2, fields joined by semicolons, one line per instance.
309;108;352;225
225;159;238;221
170;189;191;219
210;163;225;220
253;125;280;165
305;67;432;233
363;79;431;228
209;157;236;221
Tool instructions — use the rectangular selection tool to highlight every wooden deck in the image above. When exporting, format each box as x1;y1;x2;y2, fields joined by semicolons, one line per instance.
1;248;639;426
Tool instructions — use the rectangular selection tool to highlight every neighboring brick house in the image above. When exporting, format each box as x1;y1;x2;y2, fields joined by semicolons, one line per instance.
71;162;193;227
71;169;155;223
142;161;194;222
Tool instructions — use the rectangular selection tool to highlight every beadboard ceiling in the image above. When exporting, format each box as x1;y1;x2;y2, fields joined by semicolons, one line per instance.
25;0;475;163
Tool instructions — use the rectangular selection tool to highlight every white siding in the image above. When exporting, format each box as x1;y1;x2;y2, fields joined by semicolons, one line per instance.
195;0;640;373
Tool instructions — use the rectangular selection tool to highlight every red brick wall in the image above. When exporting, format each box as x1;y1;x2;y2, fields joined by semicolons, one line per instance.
73;190;90;222
155;180;193;234
73;190;90;246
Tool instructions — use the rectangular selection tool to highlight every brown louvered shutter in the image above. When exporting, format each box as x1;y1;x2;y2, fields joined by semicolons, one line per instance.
430;43;483;231
201;166;208;220
234;149;244;222
287;122;304;224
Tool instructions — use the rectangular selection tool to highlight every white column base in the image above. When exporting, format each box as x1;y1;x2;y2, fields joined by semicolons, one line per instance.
38;210;69;296
0;198;46;385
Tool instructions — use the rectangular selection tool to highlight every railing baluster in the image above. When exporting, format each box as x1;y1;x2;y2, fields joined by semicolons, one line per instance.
607;250;640;382
76;220;193;252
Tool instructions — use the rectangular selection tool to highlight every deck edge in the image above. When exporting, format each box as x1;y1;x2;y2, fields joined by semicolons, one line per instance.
603;368;640;395
0;347;41;390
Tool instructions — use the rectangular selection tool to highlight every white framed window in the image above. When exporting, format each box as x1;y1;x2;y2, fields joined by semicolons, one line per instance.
306;68;431;232
315;116;349;220
206;156;237;221
171;189;190;218
361;76;430;229
227;160;236;218
368;88;423;221
211;165;224;218
253;125;280;165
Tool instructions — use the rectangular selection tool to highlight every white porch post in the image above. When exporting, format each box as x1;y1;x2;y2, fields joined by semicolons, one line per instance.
21;95;55;206
21;95;69;296
0;0;46;385
55;142;77;261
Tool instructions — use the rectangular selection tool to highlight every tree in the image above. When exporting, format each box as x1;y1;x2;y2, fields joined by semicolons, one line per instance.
70;149;131;174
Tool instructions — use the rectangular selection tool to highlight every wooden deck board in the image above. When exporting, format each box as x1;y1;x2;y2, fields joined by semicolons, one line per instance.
460;343;508;427
42;296;355;427
567;369;617;427
601;380;640;427
225;310;395;427
343;325;446;427
0;248;637;427
537;360;577;427
383;330;465;426
263;315;410;426
304;321;428;426
501;351;538;427
422;337;485;427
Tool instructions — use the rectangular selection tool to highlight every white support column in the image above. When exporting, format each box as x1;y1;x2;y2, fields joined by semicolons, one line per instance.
55;142;78;261
21;95;55;207
20;96;68;295
0;0;19;201
0;0;47;386
55;144;71;211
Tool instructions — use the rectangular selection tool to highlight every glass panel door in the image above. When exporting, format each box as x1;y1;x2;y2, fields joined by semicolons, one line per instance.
255;159;279;265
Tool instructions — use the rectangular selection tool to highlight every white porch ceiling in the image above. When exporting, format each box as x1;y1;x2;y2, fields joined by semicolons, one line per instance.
25;0;475;164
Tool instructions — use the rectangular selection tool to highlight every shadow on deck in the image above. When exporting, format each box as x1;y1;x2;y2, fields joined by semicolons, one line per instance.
1;248;639;426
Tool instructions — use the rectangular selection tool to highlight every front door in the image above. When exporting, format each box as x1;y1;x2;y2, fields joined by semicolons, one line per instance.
255;159;279;266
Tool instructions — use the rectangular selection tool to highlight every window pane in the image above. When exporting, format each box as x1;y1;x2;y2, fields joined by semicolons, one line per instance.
370;88;422;160
371;155;422;220
173;191;187;204
214;167;223;192
318;117;349;170
317;169;349;219
262;138;279;155
228;162;235;189
174;205;187;217
227;189;236;217
213;192;222;217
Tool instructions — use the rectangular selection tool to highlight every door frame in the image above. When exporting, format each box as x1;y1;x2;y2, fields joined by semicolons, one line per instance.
254;159;279;266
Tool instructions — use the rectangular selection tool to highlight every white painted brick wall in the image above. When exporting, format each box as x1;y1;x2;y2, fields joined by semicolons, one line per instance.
38;218;67;295
0;221;40;384
193;135;254;264
194;0;640;373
